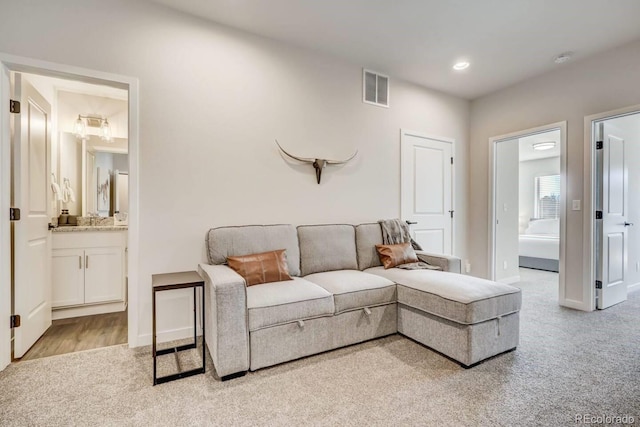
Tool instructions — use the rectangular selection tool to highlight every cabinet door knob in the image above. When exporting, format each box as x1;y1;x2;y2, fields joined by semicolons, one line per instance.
86;255;89;269
79;256;82;269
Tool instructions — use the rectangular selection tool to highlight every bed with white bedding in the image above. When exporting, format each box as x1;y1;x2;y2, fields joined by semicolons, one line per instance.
519;219;559;272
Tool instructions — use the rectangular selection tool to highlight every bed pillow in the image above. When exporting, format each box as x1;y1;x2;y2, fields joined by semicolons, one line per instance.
227;249;293;286
525;218;559;236
375;242;419;269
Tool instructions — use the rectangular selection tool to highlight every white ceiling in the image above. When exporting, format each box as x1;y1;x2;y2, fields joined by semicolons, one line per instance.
150;0;640;100
519;130;561;162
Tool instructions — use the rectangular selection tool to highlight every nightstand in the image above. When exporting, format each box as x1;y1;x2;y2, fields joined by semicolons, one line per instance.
151;271;205;385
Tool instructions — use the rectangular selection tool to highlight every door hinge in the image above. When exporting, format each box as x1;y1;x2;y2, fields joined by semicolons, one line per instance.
595;210;603;220
595;280;602;289
10;207;20;221
449;210;454;218
10;314;21;328
596;140;603;150
10;99;20;114
450;157;454;165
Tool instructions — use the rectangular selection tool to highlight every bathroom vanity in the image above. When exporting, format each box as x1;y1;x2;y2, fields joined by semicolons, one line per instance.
51;226;128;320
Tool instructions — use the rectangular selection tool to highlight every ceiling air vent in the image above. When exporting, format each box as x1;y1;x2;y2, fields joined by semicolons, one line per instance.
363;69;389;108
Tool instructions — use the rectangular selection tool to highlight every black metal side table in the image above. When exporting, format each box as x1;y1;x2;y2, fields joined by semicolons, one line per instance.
152;271;205;385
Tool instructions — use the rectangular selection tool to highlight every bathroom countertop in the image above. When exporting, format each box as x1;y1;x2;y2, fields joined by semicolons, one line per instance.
51;225;128;232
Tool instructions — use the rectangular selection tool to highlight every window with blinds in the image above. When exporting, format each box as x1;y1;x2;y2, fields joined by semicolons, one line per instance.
535;174;560;219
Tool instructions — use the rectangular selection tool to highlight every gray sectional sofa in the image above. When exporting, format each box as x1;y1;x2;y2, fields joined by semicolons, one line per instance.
198;223;521;380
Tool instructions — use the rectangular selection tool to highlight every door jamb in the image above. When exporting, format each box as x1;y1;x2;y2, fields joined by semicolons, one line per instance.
488;122;567;302
584;105;640;312
400;129;455;255
0;52;140;372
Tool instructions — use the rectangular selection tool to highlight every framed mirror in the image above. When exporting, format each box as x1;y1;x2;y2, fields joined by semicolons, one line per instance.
57;132;128;218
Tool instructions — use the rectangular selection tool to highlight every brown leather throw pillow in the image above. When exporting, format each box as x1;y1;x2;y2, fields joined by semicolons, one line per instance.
227;249;293;286
375;242;419;269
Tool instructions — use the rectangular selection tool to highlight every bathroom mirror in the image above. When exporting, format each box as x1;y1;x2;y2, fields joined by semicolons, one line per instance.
57;132;128;218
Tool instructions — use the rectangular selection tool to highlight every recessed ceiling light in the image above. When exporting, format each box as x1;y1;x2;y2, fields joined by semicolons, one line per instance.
554;52;573;64
533;141;556;151
453;61;470;71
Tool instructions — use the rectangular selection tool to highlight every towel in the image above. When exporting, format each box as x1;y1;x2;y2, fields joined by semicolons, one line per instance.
51;182;62;201
67;186;76;203
62;179;76;203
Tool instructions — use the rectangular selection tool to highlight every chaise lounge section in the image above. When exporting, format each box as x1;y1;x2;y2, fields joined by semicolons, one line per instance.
198;223;521;379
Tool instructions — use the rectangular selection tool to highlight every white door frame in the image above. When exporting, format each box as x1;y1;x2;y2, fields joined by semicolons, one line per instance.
0;52;140;371
400;129;455;255
488;122;567;300
583;105;640;312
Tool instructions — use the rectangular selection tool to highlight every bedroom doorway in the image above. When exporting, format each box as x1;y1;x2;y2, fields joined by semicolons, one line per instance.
489;122;567;303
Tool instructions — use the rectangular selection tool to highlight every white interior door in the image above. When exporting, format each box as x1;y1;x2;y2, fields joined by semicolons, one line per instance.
596;121;628;309
401;131;453;254
12;74;52;358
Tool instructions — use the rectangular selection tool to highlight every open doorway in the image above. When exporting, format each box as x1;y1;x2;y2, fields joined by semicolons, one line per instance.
0;54;139;372
489;122;567;303
586;108;640;310
13;73;129;361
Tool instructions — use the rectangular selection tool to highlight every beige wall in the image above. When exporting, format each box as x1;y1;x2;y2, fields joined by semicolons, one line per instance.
0;0;469;343
470;39;640;308
494;139;520;282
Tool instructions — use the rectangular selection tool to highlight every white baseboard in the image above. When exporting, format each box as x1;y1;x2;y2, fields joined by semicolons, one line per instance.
136;326;203;347
628;282;640;293
498;275;520;285
52;301;126;320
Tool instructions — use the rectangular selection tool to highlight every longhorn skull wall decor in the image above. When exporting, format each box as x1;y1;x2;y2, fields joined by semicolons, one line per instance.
275;140;358;184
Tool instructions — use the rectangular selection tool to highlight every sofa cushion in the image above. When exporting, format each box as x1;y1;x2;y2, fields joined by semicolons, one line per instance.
304;270;396;313
355;223;383;270
297;224;358;276
375;242;419;269
246;277;334;331
227;249;292;286
207;224;300;276
365;267;521;324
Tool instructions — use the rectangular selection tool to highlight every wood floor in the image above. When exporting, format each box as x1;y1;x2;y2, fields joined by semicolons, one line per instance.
18;310;128;361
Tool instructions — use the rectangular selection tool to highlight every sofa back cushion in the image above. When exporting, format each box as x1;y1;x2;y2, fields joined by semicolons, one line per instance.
207;225;301;276
355;223;383;270
297;224;358;276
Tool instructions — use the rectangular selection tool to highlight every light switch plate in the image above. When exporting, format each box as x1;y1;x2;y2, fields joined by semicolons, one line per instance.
572;200;581;211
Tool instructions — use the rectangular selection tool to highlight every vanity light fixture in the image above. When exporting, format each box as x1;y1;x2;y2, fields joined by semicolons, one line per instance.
73;115;86;139
532;141;556;151
453;61;470;71
73;114;113;142
100;118;112;142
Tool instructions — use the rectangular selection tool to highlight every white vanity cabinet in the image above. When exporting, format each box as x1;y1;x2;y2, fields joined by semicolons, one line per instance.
52;230;127;319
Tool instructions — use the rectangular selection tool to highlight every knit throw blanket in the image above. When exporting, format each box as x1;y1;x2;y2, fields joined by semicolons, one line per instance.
377;219;441;270
378;219;423;250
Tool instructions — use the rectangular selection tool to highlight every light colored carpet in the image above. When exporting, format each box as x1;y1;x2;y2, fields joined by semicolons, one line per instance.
1;269;639;426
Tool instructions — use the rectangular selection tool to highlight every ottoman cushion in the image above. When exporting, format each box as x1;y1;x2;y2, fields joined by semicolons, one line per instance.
365;267;521;324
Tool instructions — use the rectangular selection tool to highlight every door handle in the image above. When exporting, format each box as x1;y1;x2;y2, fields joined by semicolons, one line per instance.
79;256;82;269
405;220;417;225
624;222;634;227
86;255;89;268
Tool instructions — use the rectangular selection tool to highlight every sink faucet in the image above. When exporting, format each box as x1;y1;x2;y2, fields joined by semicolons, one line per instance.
87;212;98;226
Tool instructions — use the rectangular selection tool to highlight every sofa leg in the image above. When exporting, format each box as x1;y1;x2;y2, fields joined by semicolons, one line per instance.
221;371;247;381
